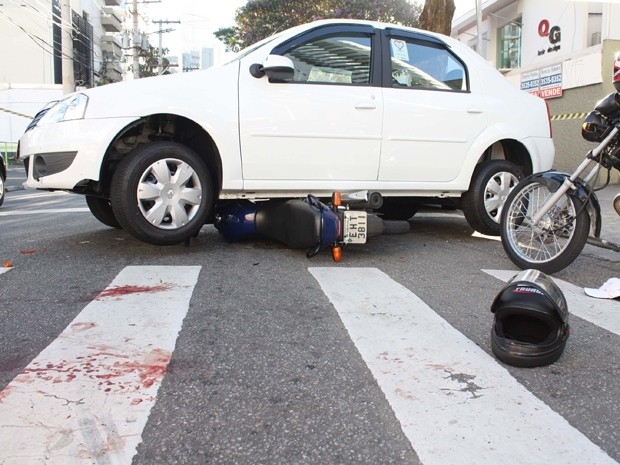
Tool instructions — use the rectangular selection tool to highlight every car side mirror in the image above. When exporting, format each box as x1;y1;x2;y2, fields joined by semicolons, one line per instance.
250;55;294;81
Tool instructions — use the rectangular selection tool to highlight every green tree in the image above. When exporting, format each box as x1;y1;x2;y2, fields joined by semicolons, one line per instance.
215;0;423;52
134;46;171;78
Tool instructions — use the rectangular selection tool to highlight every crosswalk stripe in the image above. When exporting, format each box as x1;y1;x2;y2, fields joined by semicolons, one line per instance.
0;265;201;465
483;269;620;336
0;208;90;216
310;267;618;465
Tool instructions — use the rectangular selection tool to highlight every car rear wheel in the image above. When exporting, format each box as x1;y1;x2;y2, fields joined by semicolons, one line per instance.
86;195;121;228
110;142;214;245
462;160;523;236
0;172;5;207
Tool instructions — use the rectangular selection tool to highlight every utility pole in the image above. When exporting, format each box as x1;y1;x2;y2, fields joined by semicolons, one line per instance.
153;20;180;75
61;0;75;94
131;0;140;79
129;0;164;79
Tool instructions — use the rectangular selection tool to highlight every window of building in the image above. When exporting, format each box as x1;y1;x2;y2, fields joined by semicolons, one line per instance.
72;11;94;87
588;3;603;46
497;19;522;69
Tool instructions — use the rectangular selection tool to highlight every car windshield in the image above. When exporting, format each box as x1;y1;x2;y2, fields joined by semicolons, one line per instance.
223;35;282;64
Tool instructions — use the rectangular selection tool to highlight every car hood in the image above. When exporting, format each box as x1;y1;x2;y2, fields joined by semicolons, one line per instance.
80;62;239;120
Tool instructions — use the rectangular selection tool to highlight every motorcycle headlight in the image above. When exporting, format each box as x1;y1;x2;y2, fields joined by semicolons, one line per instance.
581;110;611;142
36;93;88;127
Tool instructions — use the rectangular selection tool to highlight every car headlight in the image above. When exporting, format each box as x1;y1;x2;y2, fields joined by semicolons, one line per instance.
37;93;89;126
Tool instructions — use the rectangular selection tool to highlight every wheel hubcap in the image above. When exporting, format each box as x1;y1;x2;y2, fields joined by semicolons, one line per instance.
136;158;203;230
485;171;519;223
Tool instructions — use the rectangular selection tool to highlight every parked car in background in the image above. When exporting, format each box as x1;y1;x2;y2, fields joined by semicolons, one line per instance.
0;156;6;207
17;19;554;245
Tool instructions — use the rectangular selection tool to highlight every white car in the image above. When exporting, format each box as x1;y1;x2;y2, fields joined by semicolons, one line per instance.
18;19;554;245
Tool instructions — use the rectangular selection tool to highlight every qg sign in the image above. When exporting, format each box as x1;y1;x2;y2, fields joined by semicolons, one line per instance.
538;19;561;56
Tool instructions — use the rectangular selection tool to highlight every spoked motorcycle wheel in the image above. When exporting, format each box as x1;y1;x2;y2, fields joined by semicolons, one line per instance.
500;178;590;274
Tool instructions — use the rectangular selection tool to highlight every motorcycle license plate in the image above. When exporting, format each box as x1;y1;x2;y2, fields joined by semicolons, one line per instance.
343;211;368;244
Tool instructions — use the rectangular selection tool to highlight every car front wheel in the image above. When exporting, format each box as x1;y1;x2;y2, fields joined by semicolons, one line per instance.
461;160;523;236
110;142;214;245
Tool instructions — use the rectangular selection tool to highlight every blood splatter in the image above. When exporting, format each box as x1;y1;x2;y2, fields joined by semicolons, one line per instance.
97;284;173;299
0;386;12;403
17;348;172;393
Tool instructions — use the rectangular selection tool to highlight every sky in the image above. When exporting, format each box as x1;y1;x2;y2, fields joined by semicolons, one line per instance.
144;0;476;63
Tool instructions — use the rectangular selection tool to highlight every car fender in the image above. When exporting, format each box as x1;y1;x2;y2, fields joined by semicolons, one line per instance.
85;63;244;190
527;170;602;238
455;121;554;190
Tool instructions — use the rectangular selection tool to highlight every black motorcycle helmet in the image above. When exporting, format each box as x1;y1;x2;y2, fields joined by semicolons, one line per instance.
490;270;569;368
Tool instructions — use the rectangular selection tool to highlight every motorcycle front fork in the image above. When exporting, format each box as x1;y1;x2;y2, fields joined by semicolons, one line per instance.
531;127;619;223
531;157;596;224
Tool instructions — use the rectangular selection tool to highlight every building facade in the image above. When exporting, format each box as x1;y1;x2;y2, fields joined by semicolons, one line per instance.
0;0;125;145
452;0;620;181
201;47;215;70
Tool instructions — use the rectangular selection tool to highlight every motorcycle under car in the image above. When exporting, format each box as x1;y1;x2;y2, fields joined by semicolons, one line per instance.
214;192;410;261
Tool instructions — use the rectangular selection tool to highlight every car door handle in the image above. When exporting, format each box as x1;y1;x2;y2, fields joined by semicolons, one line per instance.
355;103;377;110
467;108;484;114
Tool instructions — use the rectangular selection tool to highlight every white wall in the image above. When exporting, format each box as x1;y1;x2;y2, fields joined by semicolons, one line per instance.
520;1;589;69
0;85;62;143
0;2;55;84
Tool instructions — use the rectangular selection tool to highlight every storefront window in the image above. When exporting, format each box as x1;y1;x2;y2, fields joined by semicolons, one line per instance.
497;20;522;69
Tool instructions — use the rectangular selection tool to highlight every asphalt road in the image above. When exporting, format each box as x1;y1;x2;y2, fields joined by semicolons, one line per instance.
1;164;619;465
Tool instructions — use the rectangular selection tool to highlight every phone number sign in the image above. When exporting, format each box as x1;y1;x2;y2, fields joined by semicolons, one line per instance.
521;63;562;99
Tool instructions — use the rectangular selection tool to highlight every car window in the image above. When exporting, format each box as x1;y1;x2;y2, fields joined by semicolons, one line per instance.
281;33;372;85
389;37;467;91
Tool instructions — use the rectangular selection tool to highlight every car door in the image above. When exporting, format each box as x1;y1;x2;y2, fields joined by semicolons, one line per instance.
238;24;383;189
379;29;488;183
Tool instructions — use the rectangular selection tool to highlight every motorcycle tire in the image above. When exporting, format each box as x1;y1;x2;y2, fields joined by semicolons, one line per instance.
367;215;410;237
382;220;411;235
500;178;591;274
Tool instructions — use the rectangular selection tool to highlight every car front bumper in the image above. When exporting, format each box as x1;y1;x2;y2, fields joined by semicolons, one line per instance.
19;116;139;190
